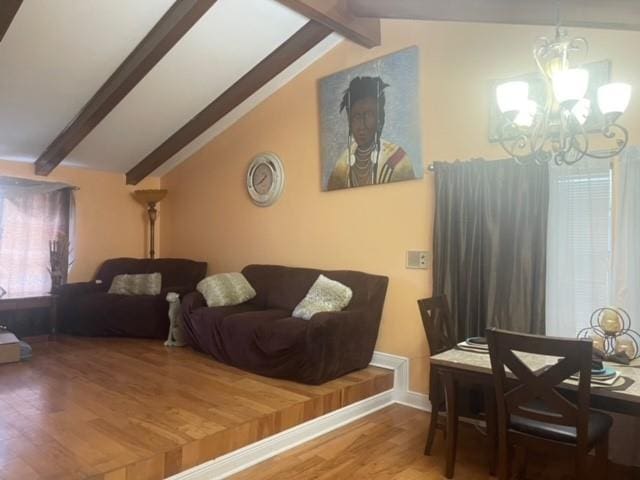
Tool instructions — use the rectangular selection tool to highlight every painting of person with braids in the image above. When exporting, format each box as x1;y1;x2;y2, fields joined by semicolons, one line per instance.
320;47;422;191
327;76;416;190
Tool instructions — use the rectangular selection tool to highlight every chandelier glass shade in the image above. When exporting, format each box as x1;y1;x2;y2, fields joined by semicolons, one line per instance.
496;28;632;165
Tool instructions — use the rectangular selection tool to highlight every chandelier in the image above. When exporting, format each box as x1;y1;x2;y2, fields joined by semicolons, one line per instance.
495;27;631;165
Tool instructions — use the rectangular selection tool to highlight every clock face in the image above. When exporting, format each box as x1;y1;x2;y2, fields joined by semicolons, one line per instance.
252;163;273;195
247;153;285;207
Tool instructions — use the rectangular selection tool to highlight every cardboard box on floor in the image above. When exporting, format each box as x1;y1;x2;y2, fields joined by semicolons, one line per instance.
0;331;20;364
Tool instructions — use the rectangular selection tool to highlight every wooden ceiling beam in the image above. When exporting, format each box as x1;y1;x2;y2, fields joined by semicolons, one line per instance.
276;0;380;48
347;0;640;32
34;0;218;176
126;20;331;185
0;0;22;43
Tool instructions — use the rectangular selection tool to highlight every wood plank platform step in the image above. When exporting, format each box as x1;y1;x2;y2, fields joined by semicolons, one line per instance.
0;336;393;480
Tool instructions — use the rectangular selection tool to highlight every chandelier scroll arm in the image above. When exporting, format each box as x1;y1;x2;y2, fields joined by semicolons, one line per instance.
495;27;630;166
580;123;630;160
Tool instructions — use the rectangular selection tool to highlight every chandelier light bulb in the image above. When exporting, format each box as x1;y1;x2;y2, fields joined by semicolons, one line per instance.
496;81;529;115
514;100;538;127
571;98;591;125
552;68;589;105
598;82;632;115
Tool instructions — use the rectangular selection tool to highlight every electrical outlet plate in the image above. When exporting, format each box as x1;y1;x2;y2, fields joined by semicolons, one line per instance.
406;250;431;269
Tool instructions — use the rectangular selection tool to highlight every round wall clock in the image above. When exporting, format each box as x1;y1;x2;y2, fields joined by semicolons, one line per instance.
246;152;285;207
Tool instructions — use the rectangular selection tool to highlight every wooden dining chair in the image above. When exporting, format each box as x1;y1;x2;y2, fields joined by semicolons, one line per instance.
486;328;613;480
417;295;456;455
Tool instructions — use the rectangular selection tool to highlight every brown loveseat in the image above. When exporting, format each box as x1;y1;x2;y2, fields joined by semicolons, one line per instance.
58;258;207;338
181;264;389;384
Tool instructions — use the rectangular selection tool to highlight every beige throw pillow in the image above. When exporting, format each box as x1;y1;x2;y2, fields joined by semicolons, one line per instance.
292;275;353;320
108;272;162;296
197;273;256;307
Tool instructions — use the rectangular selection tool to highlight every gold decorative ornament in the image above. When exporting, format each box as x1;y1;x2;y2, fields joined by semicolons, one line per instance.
578;307;640;361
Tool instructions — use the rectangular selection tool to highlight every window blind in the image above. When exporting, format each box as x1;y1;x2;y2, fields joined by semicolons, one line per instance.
546;159;612;337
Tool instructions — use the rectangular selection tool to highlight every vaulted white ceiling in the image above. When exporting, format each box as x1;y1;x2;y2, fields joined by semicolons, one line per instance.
0;0;341;176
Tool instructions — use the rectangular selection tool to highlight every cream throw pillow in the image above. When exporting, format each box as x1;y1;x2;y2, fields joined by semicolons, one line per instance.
108;272;162;296
292;274;353;320
197;273;256;307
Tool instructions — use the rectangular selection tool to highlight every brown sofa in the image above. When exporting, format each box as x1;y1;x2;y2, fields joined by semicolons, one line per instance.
181;264;389;384
58;258;207;338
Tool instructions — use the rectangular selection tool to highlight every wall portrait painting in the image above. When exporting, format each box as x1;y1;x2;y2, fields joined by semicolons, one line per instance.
319;46;423;191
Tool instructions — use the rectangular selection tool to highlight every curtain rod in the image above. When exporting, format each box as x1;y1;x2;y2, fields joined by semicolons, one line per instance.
426;158;501;173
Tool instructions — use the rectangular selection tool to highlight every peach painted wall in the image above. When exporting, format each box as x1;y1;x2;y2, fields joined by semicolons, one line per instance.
160;21;640;394
0;159;160;282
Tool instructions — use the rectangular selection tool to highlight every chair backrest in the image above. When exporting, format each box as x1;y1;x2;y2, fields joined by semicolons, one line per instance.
417;295;456;355
486;328;592;449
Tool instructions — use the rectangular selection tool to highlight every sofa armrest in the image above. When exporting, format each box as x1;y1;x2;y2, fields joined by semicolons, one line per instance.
181;291;207;313
307;309;373;382
56;280;107;297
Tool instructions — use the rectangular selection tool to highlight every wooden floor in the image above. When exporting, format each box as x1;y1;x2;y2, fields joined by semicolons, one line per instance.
234;405;639;480
0;336;393;480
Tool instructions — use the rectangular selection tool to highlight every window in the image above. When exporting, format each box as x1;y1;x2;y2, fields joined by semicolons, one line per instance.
546;158;612;337
0;178;73;296
546;148;640;338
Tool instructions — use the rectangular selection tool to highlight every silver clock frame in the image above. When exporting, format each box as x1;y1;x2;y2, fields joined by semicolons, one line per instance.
246;152;285;207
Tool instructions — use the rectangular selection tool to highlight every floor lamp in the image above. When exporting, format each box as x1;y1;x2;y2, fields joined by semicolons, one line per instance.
133;189;167;259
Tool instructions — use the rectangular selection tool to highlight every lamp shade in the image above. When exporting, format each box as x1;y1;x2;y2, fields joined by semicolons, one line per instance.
133;189;167;205
598;82;632;115
496;81;529;114
552;68;589;104
571;98;591;125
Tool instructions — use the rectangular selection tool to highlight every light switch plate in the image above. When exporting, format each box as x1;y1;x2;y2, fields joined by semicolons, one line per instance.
406;250;431;269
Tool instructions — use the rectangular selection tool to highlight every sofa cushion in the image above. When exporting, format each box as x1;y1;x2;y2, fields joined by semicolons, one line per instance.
181;303;262;354
108;272;161;295
217;309;296;361
292;275;353;320
197;273;256;307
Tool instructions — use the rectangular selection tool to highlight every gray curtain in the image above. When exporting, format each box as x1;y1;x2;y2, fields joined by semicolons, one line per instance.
433;158;549;341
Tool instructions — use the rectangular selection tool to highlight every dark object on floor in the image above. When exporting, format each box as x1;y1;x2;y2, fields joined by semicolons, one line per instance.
486;328;612;480
181;264;388;384
58;258;207;338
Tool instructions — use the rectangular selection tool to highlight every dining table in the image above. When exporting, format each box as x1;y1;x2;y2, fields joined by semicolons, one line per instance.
430;346;640;478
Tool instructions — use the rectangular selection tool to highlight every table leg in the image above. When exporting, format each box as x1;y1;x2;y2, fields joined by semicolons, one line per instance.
483;385;497;476
49;298;58;337
425;368;443;455
443;370;458;479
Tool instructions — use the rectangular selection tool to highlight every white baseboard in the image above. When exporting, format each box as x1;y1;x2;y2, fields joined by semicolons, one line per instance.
169;390;394;480
168;351;428;479
371;351;432;411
